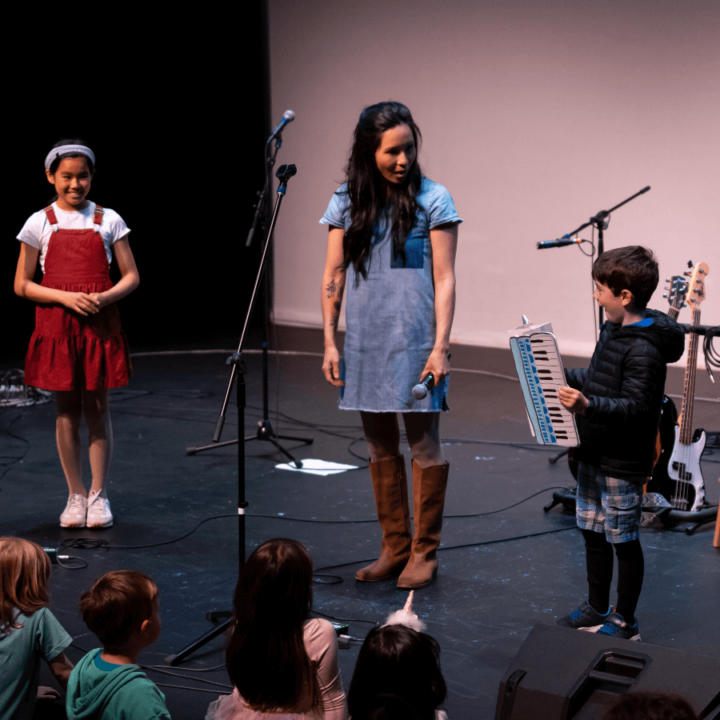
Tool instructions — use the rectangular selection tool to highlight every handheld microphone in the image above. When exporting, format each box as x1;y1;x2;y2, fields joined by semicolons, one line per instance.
537;236;584;250
268;110;295;142
412;373;435;400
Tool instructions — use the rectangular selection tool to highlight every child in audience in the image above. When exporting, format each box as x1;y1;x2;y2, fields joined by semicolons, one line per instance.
348;624;447;720
206;538;347;719
353;694;421;720
0;536;74;720
66;570;171;720
605;691;697;720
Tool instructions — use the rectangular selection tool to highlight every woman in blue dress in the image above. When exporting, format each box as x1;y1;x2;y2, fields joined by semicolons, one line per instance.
320;102;461;589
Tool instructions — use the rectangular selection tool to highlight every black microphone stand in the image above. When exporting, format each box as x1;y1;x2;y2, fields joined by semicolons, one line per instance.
545;186;651;467
186;133;312;466
559;185;651;328
165;165;300;666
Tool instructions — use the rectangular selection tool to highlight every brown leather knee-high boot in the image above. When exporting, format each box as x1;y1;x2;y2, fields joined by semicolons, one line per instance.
397;460;449;589
355;455;412;582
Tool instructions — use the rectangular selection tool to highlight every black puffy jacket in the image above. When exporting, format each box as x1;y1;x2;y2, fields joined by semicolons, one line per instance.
565;309;685;480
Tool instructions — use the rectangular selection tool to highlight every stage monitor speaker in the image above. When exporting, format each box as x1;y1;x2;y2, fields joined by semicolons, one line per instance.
496;623;720;720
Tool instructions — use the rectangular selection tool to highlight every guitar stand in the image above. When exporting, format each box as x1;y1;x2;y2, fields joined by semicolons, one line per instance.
543;487;577;513
663;504;719;536
544;488;718;537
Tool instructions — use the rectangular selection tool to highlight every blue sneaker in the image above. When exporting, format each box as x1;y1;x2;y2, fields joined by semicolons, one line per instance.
557;601;612;631
596;611;640;641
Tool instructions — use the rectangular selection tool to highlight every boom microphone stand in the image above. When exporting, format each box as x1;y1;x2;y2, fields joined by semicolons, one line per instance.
166;165;299;666
538;186;651;466
186;125;312;466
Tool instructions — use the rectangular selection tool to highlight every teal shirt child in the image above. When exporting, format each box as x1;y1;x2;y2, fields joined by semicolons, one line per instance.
66;648;171;720
0;607;72;720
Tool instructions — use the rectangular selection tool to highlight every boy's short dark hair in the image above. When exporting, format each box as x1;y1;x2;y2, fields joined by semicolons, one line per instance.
80;570;157;647
592;245;659;310
605;691;697;720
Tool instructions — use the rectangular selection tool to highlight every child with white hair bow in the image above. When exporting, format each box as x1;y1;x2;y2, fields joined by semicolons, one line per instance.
348;593;449;720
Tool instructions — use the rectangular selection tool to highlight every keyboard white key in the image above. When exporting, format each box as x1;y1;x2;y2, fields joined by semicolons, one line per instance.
509;332;579;447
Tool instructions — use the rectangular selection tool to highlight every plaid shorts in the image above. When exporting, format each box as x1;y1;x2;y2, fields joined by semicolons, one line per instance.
576;462;642;543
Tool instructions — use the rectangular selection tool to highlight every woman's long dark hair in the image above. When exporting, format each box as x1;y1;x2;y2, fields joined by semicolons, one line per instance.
225;538;315;711
343;101;422;278
348;624;447;720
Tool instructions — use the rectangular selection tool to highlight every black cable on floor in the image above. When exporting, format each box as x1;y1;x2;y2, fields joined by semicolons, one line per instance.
70;642;232;692
58;485;574;562
310;609;379;628
0;410;30;482
154;683;227;695
59;515;236;552
312;525;576;576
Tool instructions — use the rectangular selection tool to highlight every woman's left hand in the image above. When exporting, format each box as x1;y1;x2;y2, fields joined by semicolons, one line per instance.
420;348;450;386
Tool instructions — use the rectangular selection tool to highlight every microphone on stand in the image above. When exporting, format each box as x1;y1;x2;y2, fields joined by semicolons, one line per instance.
268;110;295;142
247;111;296;248
537;236;584;250
412;374;435;400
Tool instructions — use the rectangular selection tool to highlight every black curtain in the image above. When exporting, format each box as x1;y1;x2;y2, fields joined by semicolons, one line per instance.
2;4;270;367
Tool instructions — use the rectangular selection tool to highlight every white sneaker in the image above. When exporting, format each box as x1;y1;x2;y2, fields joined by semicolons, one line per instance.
87;490;113;528
60;494;87;528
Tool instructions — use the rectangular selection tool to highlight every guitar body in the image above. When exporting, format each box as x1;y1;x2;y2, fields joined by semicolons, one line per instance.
666;425;706;512
646;395;679;499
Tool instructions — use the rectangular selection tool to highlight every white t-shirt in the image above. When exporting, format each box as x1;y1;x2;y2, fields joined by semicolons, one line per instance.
16;201;130;272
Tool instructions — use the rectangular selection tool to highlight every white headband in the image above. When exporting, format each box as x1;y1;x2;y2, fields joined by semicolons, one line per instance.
45;145;96;170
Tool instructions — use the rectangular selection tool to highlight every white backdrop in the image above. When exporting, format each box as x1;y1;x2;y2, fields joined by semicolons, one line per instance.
268;0;719;363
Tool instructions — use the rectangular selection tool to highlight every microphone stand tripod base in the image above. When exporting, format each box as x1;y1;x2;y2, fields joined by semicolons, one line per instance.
186;421;312;468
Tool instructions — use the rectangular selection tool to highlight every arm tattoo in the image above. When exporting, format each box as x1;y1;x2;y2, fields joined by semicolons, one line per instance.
326;279;338;298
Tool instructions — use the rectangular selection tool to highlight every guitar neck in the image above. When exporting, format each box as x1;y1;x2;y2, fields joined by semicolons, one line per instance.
679;308;700;445
668;307;680;320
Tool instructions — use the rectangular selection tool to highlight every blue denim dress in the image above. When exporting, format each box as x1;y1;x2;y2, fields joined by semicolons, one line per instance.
320;177;462;412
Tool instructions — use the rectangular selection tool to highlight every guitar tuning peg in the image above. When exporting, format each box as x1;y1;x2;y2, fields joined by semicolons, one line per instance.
665;278;671;282
687;260;693;268
684;271;692;277
698;267;705;274
662;293;667;298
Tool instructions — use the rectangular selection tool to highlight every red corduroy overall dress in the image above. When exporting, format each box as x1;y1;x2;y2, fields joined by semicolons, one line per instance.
23;205;131;391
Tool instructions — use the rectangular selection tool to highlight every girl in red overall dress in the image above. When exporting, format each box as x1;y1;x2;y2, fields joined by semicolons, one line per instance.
14;141;139;529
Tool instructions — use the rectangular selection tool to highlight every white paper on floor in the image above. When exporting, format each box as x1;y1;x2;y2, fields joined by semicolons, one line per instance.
275;459;359;476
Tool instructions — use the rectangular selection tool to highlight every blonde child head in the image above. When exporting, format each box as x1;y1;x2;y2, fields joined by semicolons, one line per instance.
0;536;51;634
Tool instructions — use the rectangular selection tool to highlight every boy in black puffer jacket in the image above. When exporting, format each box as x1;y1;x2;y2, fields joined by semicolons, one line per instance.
557;246;684;640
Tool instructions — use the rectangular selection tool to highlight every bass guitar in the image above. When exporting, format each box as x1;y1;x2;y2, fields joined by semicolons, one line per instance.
646;274;688;498
665;261;710;512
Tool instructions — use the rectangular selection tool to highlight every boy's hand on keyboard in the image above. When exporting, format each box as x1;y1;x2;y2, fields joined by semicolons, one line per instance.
558;386;589;415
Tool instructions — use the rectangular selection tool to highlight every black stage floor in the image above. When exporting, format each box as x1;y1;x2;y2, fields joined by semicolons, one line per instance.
1;327;719;720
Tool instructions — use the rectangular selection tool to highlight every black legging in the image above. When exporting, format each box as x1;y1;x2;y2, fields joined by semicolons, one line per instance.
582;529;644;623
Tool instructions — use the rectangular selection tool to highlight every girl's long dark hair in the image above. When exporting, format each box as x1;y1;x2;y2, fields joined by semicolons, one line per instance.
348;624;447;720
225;538;315;712
343;101;422;278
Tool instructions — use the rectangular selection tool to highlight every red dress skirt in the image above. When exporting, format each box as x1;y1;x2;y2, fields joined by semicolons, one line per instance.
23;205;131;392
